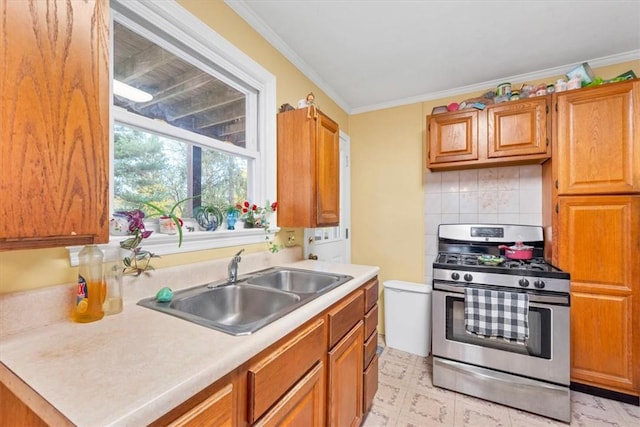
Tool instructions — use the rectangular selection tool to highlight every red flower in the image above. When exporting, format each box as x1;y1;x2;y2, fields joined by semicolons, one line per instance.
251;204;258;211
243;201;250;208
271;202;278;211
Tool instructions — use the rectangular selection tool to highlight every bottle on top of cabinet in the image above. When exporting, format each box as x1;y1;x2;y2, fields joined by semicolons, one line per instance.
72;245;105;323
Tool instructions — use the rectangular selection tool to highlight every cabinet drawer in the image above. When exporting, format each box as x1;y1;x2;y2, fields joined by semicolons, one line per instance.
248;318;325;423
364;304;378;341
328;291;364;348
363;279;379;313
363;354;379;414
364;330;378;369
254;362;324;427
168;384;233;427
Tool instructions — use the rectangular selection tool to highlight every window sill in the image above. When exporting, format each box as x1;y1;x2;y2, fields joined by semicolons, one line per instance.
67;227;277;267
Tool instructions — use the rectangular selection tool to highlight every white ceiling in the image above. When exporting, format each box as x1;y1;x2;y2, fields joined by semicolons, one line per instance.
226;0;640;114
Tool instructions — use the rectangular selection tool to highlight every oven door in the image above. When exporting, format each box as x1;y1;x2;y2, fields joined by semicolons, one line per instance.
432;281;570;386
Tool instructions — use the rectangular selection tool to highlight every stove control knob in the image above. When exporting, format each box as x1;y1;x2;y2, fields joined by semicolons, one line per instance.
463;273;473;282
534;280;545;289
451;272;460;281
518;278;530;288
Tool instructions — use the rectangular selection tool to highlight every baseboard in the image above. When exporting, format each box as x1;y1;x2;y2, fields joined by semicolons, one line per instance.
570;382;639;406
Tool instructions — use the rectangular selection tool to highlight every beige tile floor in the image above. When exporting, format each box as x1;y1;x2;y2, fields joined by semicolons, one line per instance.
363;340;640;427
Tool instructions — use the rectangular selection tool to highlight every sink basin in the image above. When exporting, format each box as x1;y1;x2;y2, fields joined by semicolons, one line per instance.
137;267;353;335
138;284;304;335
247;268;350;294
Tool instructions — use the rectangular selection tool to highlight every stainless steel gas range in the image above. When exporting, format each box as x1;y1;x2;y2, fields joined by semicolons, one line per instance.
431;223;571;422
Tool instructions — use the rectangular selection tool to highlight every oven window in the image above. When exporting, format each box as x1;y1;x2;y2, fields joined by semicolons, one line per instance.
445;296;552;359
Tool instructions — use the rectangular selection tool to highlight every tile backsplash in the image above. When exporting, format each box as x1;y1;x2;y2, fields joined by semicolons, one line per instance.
423;165;543;282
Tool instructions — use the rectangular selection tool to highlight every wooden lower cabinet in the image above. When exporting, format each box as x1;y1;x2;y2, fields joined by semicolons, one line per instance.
254;362;325;427
363;355;379;414
557;196;640;395
169;384;233;427
328;321;364;427
148;277;379;427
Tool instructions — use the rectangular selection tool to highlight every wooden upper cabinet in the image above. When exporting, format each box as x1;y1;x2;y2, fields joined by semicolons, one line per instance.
555;80;640;195
426;96;551;171
487;97;549;158
427;110;479;165
277;109;340;227
0;0;109;250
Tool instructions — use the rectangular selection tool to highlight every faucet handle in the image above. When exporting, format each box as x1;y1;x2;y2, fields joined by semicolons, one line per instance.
233;249;244;261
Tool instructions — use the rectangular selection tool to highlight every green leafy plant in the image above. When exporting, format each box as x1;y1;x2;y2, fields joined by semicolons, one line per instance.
194;204;224;231
142;196;197;247
116;209;159;276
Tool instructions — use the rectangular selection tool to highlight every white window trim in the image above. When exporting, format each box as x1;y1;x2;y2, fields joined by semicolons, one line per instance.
67;0;277;266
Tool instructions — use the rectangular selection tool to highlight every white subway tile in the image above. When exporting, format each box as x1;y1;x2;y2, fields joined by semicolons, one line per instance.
460;191;479;214
442;193;460;213
519;213;542;226
459;169;478;192
478;191;498;213
441;171;460;192
478;213;499;223
425;193;442;213
498;190;519;213
478;168;499;190
498;166;520;190
519;189;542;213
425;213;442;235
424;170;442;193
498;213;520;224
460;213;479;223
442;213;460;223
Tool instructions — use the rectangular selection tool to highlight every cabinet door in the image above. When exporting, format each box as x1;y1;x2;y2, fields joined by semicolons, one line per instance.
316;113;340;226
556;81;640;195
168;384;233;427
248;318;325;423
427;110;479;165
328;321;364;427
557;195;640;394
0;0;109;250
277;109;340;228
254;362;324;427
487;97;550;158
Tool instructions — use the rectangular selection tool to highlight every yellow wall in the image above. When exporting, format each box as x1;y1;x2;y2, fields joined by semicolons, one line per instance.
1;0;638;297
350;60;638;334
0;0;347;294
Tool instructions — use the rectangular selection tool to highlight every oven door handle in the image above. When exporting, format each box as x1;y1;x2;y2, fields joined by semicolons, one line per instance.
437;358;568;392
433;282;570;305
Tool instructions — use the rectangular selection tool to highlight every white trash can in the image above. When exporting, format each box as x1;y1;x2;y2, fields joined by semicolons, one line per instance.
383;280;432;357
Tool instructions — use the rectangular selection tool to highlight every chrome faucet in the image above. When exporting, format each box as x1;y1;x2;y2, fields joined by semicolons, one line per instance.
228;249;244;283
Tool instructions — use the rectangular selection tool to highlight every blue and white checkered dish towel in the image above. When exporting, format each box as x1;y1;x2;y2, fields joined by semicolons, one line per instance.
464;288;529;344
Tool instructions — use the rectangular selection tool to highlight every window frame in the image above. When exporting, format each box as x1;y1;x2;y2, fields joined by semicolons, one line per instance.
68;0;277;265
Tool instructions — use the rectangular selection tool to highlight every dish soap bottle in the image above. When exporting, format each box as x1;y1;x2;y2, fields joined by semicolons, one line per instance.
72;245;105;323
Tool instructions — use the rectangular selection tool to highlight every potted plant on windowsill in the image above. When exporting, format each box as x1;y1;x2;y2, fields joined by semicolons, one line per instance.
194;204;224;231
115;209;158;276
142;196;197;247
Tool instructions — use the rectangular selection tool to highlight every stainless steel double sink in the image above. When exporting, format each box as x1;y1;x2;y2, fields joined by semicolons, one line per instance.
137;267;353;335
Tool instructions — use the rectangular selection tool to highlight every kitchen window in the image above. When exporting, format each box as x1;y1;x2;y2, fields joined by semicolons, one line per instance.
103;0;277;257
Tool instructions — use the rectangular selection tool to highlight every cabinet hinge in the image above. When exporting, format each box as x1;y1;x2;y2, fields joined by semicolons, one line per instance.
555;103;558;112
546;105;549;114
555;203;559;213
555;180;558;189
546;137;549;146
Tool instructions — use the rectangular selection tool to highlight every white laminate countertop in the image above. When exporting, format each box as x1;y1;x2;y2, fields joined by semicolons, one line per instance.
0;257;379;427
